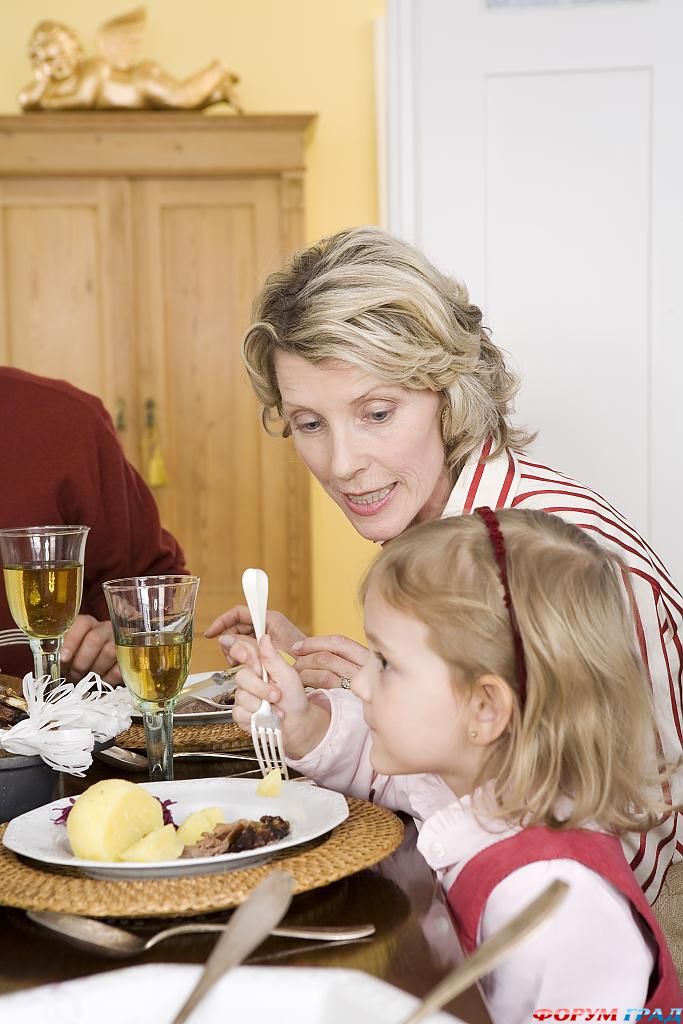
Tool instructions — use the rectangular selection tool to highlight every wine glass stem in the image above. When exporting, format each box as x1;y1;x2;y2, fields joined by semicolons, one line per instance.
29;637;62;690
142;704;174;781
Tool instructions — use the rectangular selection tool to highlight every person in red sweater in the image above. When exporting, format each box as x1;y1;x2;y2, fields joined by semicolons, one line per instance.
0;367;187;681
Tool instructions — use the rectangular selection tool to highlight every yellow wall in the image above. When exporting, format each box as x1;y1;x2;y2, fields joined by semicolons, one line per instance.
0;0;381;640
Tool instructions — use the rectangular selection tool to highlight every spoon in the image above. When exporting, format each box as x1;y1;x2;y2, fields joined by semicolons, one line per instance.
172;870;294;1024
27;908;376;959
96;745;261;772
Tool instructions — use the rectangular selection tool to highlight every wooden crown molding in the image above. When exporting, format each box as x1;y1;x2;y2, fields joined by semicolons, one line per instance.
0;113;317;176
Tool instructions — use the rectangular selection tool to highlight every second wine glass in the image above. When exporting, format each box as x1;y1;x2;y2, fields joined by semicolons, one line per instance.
103;574;200;781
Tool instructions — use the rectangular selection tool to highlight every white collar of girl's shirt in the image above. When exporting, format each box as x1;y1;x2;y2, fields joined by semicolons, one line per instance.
417;784;516;877
417;785;582;880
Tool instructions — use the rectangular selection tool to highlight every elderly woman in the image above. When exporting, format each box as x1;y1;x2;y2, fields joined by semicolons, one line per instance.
206;226;682;903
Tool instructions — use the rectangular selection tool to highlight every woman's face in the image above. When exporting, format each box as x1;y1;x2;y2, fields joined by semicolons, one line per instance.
275;352;451;542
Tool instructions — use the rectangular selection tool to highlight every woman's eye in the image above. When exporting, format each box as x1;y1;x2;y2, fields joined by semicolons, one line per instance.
375;652;389;671
294;418;322;433
366;408;392;424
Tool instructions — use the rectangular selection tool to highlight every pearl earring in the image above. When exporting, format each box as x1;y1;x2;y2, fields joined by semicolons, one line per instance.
469;730;478;739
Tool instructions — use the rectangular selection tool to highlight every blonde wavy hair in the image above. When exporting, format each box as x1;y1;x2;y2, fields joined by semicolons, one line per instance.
242;226;534;476
362;508;674;834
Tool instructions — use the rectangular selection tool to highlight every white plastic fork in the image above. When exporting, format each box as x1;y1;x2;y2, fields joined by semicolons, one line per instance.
241;567;289;780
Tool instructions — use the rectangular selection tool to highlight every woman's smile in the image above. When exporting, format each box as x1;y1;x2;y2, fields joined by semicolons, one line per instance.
341;483;397;516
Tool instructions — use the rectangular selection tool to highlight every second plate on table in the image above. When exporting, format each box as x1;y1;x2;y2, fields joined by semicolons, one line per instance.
128;671;237;726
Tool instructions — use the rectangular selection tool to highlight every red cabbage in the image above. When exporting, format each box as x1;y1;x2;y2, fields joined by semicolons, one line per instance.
52;795;178;828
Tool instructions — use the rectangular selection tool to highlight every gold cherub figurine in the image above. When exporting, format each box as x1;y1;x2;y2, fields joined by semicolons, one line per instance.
19;7;242;112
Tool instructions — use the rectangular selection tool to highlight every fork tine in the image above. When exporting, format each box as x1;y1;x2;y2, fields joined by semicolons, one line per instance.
266;728;280;773
274;731;289;780
251;722;269;776
252;737;266;775
260;733;271;773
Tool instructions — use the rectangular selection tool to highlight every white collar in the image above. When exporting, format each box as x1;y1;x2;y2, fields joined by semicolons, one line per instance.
442;438;521;519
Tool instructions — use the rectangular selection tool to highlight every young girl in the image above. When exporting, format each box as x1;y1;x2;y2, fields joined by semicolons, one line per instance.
230;508;682;1019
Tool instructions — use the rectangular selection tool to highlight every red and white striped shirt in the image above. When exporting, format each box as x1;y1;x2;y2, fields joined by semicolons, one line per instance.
442;438;683;903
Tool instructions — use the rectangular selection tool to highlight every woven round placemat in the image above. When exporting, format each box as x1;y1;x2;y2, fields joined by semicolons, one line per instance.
0;798;404;919
116;720;253;753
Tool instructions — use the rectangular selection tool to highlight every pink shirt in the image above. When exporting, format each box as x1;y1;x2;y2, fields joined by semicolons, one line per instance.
290;690;656;1022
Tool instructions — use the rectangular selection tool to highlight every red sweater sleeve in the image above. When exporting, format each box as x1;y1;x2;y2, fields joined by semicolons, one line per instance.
0;370;187;655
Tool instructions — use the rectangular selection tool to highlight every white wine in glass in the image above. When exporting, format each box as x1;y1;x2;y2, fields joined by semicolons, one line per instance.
0;525;89;686
4;561;83;637
116;631;192;703
103;575;200;782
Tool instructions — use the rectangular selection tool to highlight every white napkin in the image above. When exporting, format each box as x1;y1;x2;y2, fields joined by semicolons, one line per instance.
0;964;461;1024
0;673;132;774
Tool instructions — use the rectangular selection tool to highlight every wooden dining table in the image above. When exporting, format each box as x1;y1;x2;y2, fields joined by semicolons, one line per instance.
0;682;491;1023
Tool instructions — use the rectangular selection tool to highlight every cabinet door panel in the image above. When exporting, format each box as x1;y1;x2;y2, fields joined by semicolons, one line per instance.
0;177;137;462
133;177;310;643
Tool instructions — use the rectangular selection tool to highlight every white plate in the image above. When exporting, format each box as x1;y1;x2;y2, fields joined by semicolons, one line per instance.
0;965;460;1024
129;671;236;726
2;777;349;880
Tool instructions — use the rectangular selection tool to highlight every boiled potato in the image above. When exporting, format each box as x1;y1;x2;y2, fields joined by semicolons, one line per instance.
256;767;283;797
176;806;225;847
120;823;184;862
66;779;163;861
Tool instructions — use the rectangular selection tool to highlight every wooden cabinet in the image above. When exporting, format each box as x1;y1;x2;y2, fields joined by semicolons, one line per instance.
0;114;314;659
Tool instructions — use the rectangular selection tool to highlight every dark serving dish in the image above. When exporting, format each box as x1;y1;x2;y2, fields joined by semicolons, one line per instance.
0;752;57;823
0;737;116;823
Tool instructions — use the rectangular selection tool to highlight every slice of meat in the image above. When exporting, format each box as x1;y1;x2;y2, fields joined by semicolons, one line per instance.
176;690;235;715
181;815;290;858
0;685;27;727
229;815;290;852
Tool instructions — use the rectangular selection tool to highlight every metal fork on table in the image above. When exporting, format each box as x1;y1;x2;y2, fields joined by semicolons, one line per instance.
241;567;289;780
0;628;30;648
0;628;30;672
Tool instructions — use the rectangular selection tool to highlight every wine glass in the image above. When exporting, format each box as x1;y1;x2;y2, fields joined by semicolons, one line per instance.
0;525;90;687
103;574;200;781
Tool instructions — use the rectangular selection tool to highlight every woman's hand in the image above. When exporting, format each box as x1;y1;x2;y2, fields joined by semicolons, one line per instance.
291;635;368;689
61;616;121;684
204;605;306;664
231;635;330;759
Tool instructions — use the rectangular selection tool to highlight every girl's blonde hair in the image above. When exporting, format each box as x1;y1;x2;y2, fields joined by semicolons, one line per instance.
242;226;534;476
362;508;671;834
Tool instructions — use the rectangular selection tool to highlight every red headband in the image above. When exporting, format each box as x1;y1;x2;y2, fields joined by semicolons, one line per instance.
474;506;528;707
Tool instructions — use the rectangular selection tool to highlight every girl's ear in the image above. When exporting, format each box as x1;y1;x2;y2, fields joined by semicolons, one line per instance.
468;674;514;746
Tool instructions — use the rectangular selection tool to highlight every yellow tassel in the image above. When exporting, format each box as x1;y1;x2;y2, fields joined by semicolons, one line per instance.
140;399;169;489
147;440;169;488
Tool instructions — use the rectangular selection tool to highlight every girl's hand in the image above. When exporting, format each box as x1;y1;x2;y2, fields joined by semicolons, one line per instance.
231;634;330;759
204;605;306;664
291;635;368;689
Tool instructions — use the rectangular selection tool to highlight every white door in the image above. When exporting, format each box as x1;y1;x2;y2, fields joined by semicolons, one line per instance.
385;0;683;583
